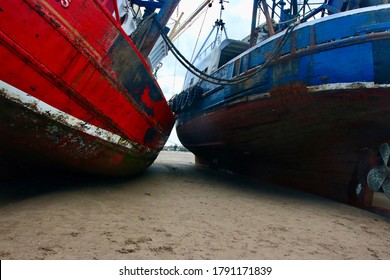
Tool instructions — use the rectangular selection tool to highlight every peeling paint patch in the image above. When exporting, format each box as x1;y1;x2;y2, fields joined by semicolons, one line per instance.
143;127;157;145
307;82;390;93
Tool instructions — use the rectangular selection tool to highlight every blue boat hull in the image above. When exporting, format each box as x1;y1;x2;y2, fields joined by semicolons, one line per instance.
174;5;390;211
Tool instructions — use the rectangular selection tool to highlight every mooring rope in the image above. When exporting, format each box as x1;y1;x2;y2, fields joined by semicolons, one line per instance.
155;17;297;86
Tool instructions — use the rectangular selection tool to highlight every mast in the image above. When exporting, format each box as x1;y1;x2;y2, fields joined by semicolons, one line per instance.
261;0;275;36
291;0;298;16
249;0;259;47
250;0;275;47
134;0;181;58
169;0;214;41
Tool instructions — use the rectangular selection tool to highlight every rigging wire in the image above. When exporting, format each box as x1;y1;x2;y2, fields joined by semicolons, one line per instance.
190;7;210;63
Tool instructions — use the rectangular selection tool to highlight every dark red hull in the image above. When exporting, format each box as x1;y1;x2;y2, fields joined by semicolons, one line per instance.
0;0;176;176
178;85;390;208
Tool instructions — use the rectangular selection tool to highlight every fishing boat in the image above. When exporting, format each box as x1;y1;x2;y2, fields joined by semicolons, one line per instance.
170;0;390;211
0;0;179;176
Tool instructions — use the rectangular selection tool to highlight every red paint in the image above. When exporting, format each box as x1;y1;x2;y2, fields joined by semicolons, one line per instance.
0;0;175;175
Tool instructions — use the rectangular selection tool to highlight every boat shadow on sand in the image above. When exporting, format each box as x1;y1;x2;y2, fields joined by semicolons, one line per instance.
1;156;389;218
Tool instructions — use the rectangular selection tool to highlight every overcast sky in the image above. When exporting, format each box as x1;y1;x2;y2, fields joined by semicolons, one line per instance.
156;0;255;145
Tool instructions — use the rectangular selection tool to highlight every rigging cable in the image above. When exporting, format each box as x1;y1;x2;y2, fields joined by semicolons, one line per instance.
190;6;210;62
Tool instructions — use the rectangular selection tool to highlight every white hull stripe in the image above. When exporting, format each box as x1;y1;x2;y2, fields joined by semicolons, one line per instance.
223;82;390;107
307;82;390;93
227;82;390;105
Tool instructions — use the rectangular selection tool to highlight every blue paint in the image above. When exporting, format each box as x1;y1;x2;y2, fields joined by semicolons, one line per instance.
174;5;390;123
356;22;390;34
295;26;311;51
315;13;374;44
248;48;265;69
310;43;374;85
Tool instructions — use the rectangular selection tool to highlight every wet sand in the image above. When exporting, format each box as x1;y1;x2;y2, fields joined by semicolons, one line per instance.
0;151;389;260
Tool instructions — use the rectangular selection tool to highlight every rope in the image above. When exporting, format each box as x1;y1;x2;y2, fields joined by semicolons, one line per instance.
155;16;297;86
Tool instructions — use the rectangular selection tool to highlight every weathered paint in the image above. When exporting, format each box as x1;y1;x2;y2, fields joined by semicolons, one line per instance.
1;81;155;154
175;5;390;212
0;81;156;176
0;0;175;175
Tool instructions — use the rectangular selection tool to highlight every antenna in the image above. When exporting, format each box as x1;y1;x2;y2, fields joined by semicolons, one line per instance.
218;0;229;24
215;0;228;36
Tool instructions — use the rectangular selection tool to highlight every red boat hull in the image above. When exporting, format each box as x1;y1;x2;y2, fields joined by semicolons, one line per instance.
1;82;158;176
0;0;175;175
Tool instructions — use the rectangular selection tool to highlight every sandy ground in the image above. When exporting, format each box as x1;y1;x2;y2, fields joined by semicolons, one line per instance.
0;151;389;260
